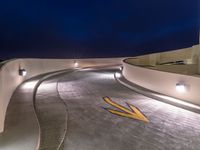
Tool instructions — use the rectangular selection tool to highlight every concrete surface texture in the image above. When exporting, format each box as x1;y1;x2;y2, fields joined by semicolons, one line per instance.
1;45;200;133
1;67;200;150
117;73;200;114
122;60;200;105
0;77;40;150
0;58;123;133
128;44;200;67
149;64;198;75
35;74;68;150
56;68;200;150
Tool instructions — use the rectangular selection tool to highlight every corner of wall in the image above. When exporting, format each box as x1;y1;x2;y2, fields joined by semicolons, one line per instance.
192;45;200;74
0;113;4;133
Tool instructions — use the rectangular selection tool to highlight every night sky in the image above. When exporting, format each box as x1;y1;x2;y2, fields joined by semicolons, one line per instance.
0;0;199;59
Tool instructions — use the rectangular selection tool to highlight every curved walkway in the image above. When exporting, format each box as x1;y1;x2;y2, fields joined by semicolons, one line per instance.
35;73;69;150
0;76;40;150
0;70;71;150
57;67;200;150
2;67;200;150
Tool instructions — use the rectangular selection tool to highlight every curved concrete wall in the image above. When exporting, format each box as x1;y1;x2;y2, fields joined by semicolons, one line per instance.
150;64;198;75
122;60;200;106
127;45;200;68
0;58;122;133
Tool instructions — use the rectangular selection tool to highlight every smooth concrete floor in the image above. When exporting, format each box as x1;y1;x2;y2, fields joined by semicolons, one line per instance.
1;67;200;150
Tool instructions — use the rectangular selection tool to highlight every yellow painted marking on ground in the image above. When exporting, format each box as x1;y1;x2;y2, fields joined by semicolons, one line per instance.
103;97;149;123
129;104;149;122
103;97;135;115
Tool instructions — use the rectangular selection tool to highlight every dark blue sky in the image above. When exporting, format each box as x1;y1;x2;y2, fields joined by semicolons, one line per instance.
0;0;199;59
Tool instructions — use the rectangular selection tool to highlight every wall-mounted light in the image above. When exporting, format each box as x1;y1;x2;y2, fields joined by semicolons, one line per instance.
176;83;186;93
119;66;123;71
115;72;122;78
19;69;27;76
74;61;78;68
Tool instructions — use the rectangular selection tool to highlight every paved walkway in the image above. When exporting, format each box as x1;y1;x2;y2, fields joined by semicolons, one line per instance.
0;77;40;150
1;67;200;150
57;68;200;150
0;70;71;150
35;75;68;150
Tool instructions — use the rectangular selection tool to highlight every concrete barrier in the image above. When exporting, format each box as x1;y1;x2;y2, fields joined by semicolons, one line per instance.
149;64;198;75
127;45;200;68
122;60;200;107
0;58;123;133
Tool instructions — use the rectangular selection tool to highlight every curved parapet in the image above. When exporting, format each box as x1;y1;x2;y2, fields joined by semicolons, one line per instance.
122;56;200;107
0;58;123;133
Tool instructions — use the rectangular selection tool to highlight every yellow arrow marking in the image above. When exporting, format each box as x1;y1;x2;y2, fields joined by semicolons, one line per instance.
128;103;149;122
103;97;149;123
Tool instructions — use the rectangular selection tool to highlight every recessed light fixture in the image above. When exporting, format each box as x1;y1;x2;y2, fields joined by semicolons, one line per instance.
19;69;27;76
74;61;78;68
176;83;186;93
115;72;121;78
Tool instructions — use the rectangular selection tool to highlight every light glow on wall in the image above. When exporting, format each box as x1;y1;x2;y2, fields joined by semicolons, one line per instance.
155;94;200;110
119;66;123;71
99;73;114;79
176;83;186;93
115;72;122;78
21;80;38;89
19;69;27;76
74;61;78;68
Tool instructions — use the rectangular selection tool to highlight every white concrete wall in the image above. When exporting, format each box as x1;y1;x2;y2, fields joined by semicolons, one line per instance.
0;58;123;133
123;61;200;106
159;47;192;64
192;45;200;74
130;45;200;67
150;64;198;75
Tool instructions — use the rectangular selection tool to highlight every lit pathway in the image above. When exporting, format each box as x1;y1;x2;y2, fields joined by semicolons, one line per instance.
57;68;200;150
2;67;200;150
35;74;68;150
0;77;40;150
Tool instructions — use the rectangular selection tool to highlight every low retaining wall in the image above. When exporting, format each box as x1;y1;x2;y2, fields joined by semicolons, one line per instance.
0;58;122;133
122;60;200;106
150;64;198;75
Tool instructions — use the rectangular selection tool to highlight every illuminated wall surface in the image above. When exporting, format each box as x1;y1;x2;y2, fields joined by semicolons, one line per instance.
0;0;199;59
122;44;200;106
0;58;123;132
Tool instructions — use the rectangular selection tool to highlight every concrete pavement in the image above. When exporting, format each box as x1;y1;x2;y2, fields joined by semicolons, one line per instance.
58;68;200;150
0;71;70;150
1;67;200;150
35;75;68;150
0;77;40;150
